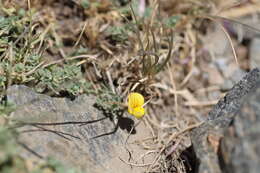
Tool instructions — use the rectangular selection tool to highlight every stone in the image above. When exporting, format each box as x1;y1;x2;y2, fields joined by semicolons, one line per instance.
190;68;260;173
220;80;260;173
7;85;151;173
250;38;260;69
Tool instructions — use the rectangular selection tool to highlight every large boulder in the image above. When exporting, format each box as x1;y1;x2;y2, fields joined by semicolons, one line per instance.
7;85;151;173
190;68;260;173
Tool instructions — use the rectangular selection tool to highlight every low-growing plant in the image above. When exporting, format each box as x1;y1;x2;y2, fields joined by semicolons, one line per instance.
95;85;123;115
106;25;130;43
0;7;93;98
129;2;174;84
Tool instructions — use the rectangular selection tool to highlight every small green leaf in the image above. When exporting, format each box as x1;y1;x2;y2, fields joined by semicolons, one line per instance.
163;15;180;28
81;0;90;9
14;63;24;73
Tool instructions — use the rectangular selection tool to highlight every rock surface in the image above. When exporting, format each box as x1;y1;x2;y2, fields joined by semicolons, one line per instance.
190;68;260;173
220;80;260;173
250;38;260;69
7;85;151;173
6;72;260;173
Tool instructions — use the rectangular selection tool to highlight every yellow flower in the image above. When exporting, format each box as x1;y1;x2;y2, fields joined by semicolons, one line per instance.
127;92;146;119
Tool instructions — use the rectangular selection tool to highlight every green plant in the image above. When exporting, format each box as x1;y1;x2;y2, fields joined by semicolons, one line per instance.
0;7;93;97
35;64;93;96
0;100;16;116
0;127;18;162
129;3;174;82
81;0;90;9
106;25;129;43
163;15;181;28
95;85;123;116
44;157;83;173
0;126;82;173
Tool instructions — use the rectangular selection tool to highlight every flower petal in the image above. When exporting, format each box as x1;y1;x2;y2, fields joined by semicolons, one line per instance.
132;107;145;119
128;92;144;108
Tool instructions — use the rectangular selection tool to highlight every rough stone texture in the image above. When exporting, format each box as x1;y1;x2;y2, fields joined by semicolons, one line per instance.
220;80;260;173
190;68;260;173
7;85;152;173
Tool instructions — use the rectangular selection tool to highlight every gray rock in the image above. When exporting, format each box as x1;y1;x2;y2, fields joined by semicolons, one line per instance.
221;68;246;91
250;38;260;69
7;85;134;173
190;68;260;173
220;80;260;173
213;57;246;91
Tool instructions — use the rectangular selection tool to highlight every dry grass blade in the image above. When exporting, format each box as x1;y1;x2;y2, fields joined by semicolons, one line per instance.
74;21;87;48
213;15;260;33
130;2;144;51
196;15;239;65
156;29;174;73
